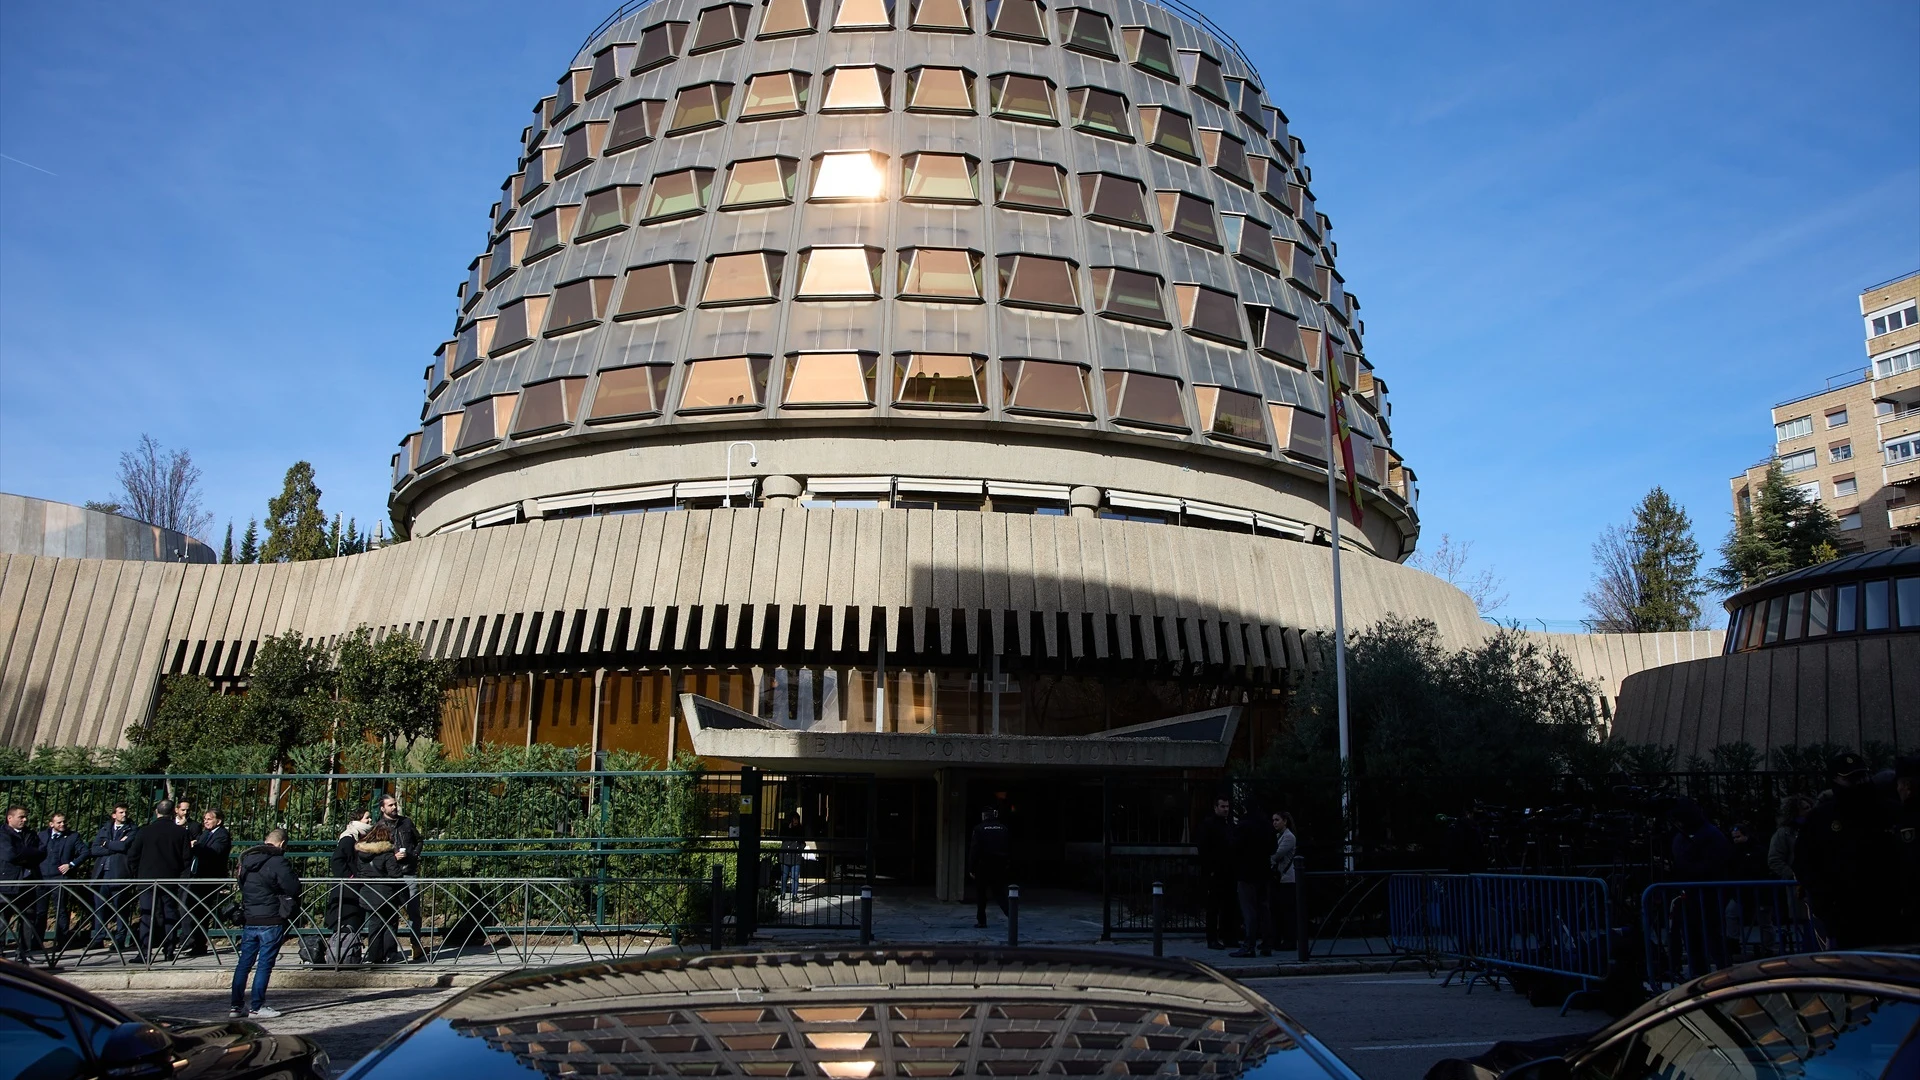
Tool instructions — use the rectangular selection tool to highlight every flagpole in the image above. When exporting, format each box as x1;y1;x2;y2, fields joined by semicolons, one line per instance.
1321;342;1355;874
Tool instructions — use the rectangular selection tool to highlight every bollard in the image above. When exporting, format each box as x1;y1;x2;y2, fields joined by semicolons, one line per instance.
1151;882;1164;958
709;864;725;953
1007;884;1020;947
859;886;873;946
1294;858;1310;964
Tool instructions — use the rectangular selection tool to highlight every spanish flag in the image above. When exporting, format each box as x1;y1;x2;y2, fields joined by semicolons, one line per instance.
1324;332;1363;527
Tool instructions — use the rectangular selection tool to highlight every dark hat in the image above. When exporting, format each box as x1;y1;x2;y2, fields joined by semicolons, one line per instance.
1827;751;1869;780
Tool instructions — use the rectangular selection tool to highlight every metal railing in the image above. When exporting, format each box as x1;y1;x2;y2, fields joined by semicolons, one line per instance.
1640;879;1811;993
1387;873;1612;1013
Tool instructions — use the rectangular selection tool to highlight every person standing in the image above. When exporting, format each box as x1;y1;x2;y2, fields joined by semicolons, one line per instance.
1196;796;1236;950
34;813;88;953
89;804;136;948
1893;758;1919;943
378;795;425;959
354;825;406;963
1230;808;1274;958
1794;753;1899;949
1268;811;1298;951
968;809;1011;929
230;829;301;1019
1;806;44;962
125;800;192;962
172;799;193;831
1767;796;1813;880
182;809;232;957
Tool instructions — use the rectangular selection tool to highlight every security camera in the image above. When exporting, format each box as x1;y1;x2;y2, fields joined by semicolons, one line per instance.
748;456;759;468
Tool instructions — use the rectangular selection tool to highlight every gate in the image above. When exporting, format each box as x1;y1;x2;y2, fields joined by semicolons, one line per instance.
691;769;876;934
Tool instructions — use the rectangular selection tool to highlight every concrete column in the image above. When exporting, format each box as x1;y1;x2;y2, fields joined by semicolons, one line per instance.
1069;486;1101;520
761;474;802;508
934;768;972;903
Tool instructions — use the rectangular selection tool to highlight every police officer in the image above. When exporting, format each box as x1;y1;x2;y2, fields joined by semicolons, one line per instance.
1794;752;1898;949
968;808;1011;928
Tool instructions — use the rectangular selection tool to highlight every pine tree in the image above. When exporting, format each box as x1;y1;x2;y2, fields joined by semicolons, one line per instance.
1585;488;1706;632
326;513;343;559
261;463;330;562
220;522;234;564
343;517;362;556
238;519;260;563
1712;462;1841;591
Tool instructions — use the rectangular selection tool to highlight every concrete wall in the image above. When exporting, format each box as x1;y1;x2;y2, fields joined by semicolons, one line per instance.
1521;629;1726;718
1611;634;1920;758
0;493;214;564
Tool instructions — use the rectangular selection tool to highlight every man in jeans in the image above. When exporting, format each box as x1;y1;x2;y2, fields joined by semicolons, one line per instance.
378;795;424;960
231;828;301;1019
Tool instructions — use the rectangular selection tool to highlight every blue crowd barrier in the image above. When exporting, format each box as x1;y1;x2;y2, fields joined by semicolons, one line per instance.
1640;879;1811;992
1388;873;1611;1013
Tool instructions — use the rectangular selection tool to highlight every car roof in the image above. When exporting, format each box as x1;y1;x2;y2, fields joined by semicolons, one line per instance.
0;958;137;1023
1616;950;1920;1030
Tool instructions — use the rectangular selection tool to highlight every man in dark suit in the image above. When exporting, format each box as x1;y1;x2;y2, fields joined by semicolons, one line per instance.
126;800;192;961
182;809;233;956
89;804;136;947
2;805;45;961
33;812;89;953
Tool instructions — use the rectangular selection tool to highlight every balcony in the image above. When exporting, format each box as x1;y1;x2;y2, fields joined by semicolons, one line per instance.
1880;407;1920;442
1876;366;1920;397
1888;456;1920;487
1891;501;1920;531
1866;322;1920;357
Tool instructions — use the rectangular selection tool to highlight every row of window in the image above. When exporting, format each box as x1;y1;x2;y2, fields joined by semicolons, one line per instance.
1867;301;1917;339
1726;575;1920;651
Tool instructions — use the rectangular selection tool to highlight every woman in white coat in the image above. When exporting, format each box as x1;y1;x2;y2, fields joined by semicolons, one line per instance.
1269;811;1298;949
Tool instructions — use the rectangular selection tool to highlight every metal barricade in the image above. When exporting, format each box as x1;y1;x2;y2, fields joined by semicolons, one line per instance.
1640;879;1810;992
1386;873;1612;1013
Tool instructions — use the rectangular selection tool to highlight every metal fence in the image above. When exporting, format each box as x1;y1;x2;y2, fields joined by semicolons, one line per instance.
1640;879;1812;992
1387;873;1613;1013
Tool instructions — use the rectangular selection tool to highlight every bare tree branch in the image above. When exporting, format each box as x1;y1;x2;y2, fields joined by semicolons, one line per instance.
1583;524;1640;632
115;434;213;540
1410;532;1509;615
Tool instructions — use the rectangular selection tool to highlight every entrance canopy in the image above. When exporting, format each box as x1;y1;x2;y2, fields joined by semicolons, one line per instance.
679;695;1238;775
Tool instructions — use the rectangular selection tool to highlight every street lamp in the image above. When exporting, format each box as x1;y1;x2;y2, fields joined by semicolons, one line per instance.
724;442;759;508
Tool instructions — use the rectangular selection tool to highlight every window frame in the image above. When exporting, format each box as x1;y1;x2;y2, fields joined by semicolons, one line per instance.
1103;369;1189;432
679;355;774;413
739;70;812;120
668;81;736;135
793;245;884;300
1078;172;1153;230
808;150;890;202
632;21;689;74
587;363;676;423
820;65;895;112
615;261;698;320
719;155;801;210
1067;86;1133;140
781;351;880;407
992;158;1070;214
577;185;644;241
1089;266;1168;327
904;66;977;114
1001;357;1094;418
643;166;717;223
996;253;1082;312
896;247;986;303
511;376;588;437
545;276;617;337
1195;384;1270;447
699;250;786;307
989;72;1059;125
893;352;989;409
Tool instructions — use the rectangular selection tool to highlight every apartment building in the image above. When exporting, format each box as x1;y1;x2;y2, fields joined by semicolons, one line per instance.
1732;270;1920;552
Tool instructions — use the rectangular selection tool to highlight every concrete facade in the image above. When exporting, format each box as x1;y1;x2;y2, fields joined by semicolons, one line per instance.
0;494;215;565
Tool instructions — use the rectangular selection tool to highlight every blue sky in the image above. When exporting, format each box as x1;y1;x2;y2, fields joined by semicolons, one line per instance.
1;0;1915;625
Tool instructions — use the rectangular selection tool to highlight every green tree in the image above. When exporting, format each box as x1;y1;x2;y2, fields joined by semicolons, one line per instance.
262;462;329;562
238;519;260;563
240;630;338;757
1713;462;1841;590
128;675;247;762
1584;487;1706;631
220;522;234;564
336;627;455;767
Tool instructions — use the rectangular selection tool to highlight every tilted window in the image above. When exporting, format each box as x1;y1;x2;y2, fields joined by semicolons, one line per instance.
741;70;810;120
909;0;971;32
453;318;494;374
578;185;643;240
616;261;697;319
902;152;978;203
588;43;632;98
546;277;616;335
490;295;549;356
832;0;895;31
1224;214;1277;272
525;204;579;263
633;21;688;73
1250;155;1290;209
986;0;1047;42
1228;78;1267;129
1201;129;1251;187
992;159;1069;213
456;393;518;452
810;151;888;200
721;156;800;209
795;246;883;298
588;364;674;422
680;356;771;412
1058;7;1114;57
486;229;526;286
783;352;878;406
1174;284;1243;345
465;256;487;310
690;3;752;53
989;73;1057;124
1068;87;1131;140
1179;50;1229;103
1139;106;1197;161
1196;385;1267;446
1078;173;1151;230
760;0;822;37
897;248;983;301
1090;267;1167;326
606;99;667;154
553;69;588;122
905;66;975;113
1277;239;1318;292
418;412;460;468
821;65;893;112
1104;370;1187;431
1157;191;1220;249
512;377;588;436
894;353;986;408
1271;402;1327;462
1247;304;1304;365
520;146;553;201
1122;26;1176;80
1002;358;1092;417
700;251;785;306
668;82;734;135
997;254;1080;311
558;121;608;177
644;167;716;221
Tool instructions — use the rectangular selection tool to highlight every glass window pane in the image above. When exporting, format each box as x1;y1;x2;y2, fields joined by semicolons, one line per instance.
903;152;977;202
721;156;798;208
795;246;882;298
526;206;570;261
1226;215;1276;271
491;299;535;355
681;356;770;411
1197;386;1267;445
1834;583;1858;633
589;364;673;421
1898;577;1920;628
1806;586;1831;637
898;248;983;300
1783;591;1807;641
1141;106;1197;160
784;352;875;405
1003;359;1091;416
811;151;887;200
607;98;667;154
691;3;750;53
1203;129;1251;185
1122;27;1176;80
547;277;613;334
1763;597;1786;643
990;74;1056;123
1175;284;1243;344
741;71;810;119
580;186;641;239
645;167;715;221
512;377;587;435
589;45;627;98
1180;50;1229;102
909;0;971;31
1104;370;1186;430
1091;267;1165;325
456;395;513;451
701;252;783;305
833;0;895;30
1068;87;1131;139
1079;173;1150;229
669;82;733;134
558;122;602;175
616;261;696;319
1060;8;1114;57
993;159;1068;212
822;65;892;111
1864;579;1890;630
997;254;1080;311
486;233;518;284
1157;191;1220;248
987;0;1047;42
894;353;985;407
634;21;688;73
761;0;822;37
906;66;975;113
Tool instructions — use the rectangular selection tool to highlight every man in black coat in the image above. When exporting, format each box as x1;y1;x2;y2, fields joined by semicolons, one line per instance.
378;794;425;957
33;812;89;950
181;809;233;956
125;800;192;961
1196;796;1237;950
1794;753;1899;949
89;804;136;948
2;805;45;961
230;829;301;1018
968;808;1011;928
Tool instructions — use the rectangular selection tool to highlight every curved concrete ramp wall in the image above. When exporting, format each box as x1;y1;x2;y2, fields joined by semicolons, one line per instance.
0;493;215;564
1521;629;1725;716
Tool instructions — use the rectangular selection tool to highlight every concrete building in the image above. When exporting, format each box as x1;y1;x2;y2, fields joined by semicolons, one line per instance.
0;494;215;564
1731;270;1920;551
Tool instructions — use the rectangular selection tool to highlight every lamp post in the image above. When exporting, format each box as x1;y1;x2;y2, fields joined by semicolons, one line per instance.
724;442;759;508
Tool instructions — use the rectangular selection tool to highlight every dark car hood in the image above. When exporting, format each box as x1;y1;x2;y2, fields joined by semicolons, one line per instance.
343;947;1362;1080
154;1016;317;1079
